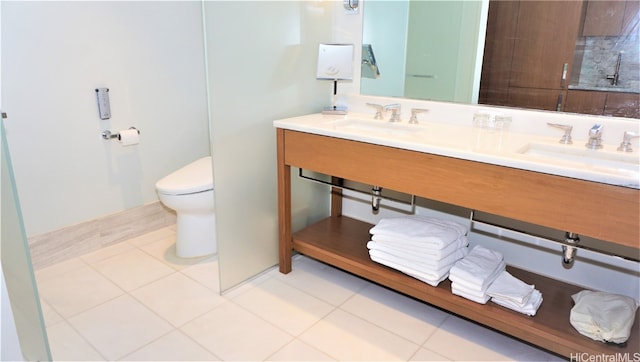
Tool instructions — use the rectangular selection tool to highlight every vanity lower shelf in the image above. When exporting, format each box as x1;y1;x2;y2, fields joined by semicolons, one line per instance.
291;215;639;358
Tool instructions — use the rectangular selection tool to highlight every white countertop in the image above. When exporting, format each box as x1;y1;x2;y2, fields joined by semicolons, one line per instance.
274;112;640;189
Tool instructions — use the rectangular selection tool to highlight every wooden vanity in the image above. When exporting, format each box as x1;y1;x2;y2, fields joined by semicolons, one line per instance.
276;128;639;358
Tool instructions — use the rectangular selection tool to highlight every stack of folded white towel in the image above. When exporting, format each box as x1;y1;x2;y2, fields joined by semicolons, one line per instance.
367;216;469;287
449;245;506;304
487;271;543;316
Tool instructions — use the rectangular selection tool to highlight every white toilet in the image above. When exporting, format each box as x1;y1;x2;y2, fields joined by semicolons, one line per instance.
156;156;216;258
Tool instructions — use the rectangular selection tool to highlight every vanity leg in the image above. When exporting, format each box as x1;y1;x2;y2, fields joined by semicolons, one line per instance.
277;129;292;273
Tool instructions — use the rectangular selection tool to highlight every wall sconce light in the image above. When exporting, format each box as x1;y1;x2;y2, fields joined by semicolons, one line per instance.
316;43;354;115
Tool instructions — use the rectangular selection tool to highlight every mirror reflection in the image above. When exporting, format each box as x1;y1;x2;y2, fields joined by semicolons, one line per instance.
361;0;640;119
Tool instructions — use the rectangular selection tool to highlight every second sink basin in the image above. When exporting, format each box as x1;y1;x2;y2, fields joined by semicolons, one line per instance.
517;142;640;176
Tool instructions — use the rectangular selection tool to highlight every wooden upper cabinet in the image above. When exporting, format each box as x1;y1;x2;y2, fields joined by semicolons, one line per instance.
565;90;640;118
621;1;640;36
604;92;640;118
583;1;640;36
478;1;519;106
565;90;607;115
583;1;627;36
507;88;566;112
509;1;584;90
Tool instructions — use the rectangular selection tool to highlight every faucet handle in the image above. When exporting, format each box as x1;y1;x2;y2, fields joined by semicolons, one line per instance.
409;108;428;124
617;131;639;152
547;123;573;144
366;103;385;120
384;103;401;122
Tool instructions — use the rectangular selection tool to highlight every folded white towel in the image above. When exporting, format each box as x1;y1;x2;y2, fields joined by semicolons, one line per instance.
451;283;491;304
492;289;543;316
371;235;469;254
369;249;454;276
411;215;468;236
369;253;451;287
366;240;468;267
486;271;535;306
449;246;505;291
450;260;505;292
371;215;467;236
369;216;466;249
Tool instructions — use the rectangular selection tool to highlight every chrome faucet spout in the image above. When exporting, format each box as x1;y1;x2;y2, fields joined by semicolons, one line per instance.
384;104;401;122
585;124;603;149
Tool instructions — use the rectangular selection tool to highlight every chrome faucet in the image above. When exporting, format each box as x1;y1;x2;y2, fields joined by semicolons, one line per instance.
384;104;401;122
617;131;639;152
585;124;603;149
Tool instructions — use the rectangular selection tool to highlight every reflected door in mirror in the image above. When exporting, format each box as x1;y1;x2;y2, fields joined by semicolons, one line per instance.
480;1;584;111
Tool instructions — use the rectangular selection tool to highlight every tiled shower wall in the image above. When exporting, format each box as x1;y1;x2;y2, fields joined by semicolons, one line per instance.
574;35;640;90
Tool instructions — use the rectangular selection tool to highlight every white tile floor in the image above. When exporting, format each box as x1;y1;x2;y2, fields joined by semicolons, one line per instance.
35;226;563;361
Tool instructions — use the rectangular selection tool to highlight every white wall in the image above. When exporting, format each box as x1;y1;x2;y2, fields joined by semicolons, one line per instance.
1;1;211;237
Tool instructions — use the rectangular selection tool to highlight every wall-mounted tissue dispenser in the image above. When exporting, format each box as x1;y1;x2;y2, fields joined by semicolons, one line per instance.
95;88;111;120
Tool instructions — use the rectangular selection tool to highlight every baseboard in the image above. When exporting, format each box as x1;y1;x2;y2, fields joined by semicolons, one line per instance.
29;202;176;269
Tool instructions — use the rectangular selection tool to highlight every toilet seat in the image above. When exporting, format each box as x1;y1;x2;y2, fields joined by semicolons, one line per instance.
156;156;213;195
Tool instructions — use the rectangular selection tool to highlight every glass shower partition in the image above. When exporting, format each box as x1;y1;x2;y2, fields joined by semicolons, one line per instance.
1;116;51;361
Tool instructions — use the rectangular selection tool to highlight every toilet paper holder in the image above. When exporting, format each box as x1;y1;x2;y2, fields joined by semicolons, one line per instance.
101;127;139;141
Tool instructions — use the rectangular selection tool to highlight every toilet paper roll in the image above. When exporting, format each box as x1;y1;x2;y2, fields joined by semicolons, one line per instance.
118;128;139;146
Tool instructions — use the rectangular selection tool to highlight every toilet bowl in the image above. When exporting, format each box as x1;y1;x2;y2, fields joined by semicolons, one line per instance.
156;156;216;258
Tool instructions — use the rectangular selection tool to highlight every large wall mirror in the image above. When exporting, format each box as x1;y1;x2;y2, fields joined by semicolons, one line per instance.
361;0;640;119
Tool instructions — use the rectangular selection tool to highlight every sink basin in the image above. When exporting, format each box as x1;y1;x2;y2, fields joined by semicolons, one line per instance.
329;119;425;138
516;143;640;176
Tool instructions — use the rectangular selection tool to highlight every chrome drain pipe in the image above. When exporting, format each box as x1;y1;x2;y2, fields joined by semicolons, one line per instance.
371;186;382;213
563;232;580;265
